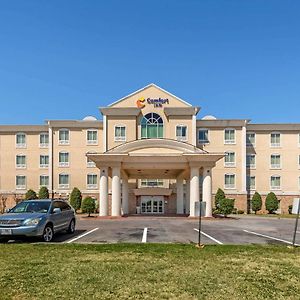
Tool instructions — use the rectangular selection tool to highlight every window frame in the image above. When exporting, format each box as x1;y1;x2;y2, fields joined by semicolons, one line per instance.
270;132;281;148
39;132;49;148
224;128;236;145
39;174;49;188
39;154;49;168
224;151;236;167
58;128;70;145
224;173;236;189
270;175;281;190
246;132;256;147
141;113;164;139
87;173;98;189
198;128;209;144
58;173;70;189
247;175;256;191
270;154;281;169
58;151;70;167
246;154;256;169
86;129;98;145
16;154;26;169
175;124;188;142
16;132;26;149
86;151;96;168
114;125;126;142
16;175;26;190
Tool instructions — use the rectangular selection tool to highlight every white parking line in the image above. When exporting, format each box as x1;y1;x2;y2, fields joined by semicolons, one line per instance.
65;227;99;243
193;228;223;245
142;227;148;243
243;229;300;246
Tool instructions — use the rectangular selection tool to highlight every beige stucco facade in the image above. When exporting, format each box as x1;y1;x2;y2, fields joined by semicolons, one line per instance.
0;84;300;215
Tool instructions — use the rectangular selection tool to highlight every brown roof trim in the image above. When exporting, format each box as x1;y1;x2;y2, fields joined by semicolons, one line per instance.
100;107;141;116
0;125;48;132
197;119;249;128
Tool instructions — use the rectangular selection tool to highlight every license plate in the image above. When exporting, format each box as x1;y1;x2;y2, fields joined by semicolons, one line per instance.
1;229;12;235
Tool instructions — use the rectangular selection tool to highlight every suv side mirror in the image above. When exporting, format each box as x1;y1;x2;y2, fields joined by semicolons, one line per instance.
53;207;61;214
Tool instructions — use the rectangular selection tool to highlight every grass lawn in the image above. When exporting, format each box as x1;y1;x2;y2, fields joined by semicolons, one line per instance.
0;244;300;300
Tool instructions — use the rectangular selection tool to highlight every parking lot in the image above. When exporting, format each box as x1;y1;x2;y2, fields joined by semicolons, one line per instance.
48;215;300;246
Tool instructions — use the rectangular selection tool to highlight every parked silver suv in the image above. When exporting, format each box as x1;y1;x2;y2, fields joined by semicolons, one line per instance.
0;199;76;242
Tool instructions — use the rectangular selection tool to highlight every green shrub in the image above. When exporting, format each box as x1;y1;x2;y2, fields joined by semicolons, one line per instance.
219;198;235;217
288;205;293;214
215;188;225;209
212;208;221;215
69;188;82;213
81;197;96;217
237;210;245;214
232;208;238;214
38;186;49;199
25;189;37;200
265;192;279;214
251;192;262;214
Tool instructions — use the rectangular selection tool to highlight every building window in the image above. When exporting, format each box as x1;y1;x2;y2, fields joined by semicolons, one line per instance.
270;132;281;147
87;174;98;189
270;175;281;190
246;154;256;168
16;133;26;148
176;125;187;141
198;129;209;143
86;151;96;168
40;155;49;168
87;130;98;145
114;126;126;142
246;132;256;147
224;129;235;144
270;154;281;169
225;174;235;189
39;132;49;148
39;175;49;188
141;179;164;187
59;152;69;167
59;174;69;189
141;113;163;139
59;129;69;145
224;152;235;167
16;155;26;169
247;176;256;190
16;175;26;190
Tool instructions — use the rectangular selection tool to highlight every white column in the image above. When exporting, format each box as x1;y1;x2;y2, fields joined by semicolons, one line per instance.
111;166;121;216
189;167;199;217
176;177;184;214
192;114;197;146
186;179;190;214
103;115;107;152
122;177;129;215
99;167;108;216
202;167;212;217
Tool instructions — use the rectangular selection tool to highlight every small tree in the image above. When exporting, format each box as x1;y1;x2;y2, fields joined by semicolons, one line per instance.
215;188;225;209
0;196;7;214
81;197;96;217
38;186;49;199
25;189;37;200
219;198;235;217
265;192;279;214
251;192;262;214
69;188;82;213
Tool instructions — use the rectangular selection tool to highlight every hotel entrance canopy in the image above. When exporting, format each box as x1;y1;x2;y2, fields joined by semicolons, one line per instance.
87;139;223;218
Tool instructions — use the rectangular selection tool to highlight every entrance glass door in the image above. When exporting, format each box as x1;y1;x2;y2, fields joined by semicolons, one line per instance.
141;196;164;214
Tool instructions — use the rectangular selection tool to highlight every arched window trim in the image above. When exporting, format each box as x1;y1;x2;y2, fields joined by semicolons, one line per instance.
58;151;70;167
16;132;27;148
58;128;70;145
141;113;164;139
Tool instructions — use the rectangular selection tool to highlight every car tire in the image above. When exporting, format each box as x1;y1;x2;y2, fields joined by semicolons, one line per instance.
42;224;54;242
0;238;9;243
67;219;75;234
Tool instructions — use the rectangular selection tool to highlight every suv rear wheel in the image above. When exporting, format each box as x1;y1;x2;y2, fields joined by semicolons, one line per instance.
67;219;75;234
42;225;54;242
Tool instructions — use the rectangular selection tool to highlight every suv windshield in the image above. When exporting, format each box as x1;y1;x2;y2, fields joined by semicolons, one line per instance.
9;201;50;214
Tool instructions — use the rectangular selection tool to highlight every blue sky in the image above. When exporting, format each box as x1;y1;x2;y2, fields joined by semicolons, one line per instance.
0;0;299;124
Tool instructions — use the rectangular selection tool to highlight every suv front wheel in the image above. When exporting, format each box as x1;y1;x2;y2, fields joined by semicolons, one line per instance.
42;225;54;242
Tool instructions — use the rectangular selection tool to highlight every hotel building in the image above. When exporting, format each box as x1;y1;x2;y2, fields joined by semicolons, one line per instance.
0;83;299;216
